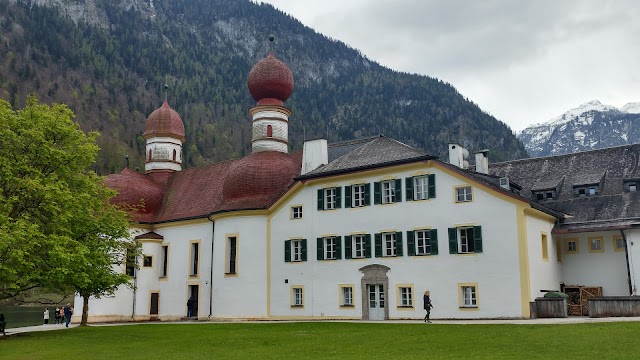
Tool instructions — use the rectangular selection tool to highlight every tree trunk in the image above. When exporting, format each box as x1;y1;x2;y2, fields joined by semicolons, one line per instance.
81;292;89;326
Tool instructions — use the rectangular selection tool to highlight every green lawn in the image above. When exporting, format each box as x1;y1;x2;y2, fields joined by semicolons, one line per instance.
1;321;639;359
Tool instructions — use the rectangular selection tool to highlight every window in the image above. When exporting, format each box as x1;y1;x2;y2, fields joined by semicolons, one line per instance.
589;236;603;253
625;180;638;192
284;239;307;262
374;232;403;257
614;236;626;252
172;149;177;161
291;205;303;219
407;229;438;256
574;185;599;196
267;124;273;137
317;236;342;260
143;255;153;267
406;175;436;201
398;286;413;307
448;226;483;254
148;149;152;161
226;236;237;275
190;242;199;276
317;187;341;210
532;190;556;201
541;234;548;260
346;183;369;208
161;245;168;277
125;246;136;277
460;285;478;308
374;179;402;204
456;186;472;202
344;234;371;259
291;287;303;307
340;286;353;306
566;239;579;254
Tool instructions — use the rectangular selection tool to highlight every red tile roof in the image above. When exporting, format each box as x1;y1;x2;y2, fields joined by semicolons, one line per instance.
247;52;294;106
143;101;186;141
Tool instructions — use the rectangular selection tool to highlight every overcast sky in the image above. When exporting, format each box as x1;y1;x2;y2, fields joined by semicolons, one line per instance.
259;0;640;131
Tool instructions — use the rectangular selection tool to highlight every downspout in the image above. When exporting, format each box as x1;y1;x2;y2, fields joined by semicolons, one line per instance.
620;229;633;295
208;219;215;318
132;256;138;319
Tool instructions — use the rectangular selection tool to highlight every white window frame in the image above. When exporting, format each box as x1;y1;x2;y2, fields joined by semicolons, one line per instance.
630;183;637;192
353;235;366;258
567;240;578;253
416;230;431;255
189;241;199;277
462;286;477;307
400;287;413;307
325;237;337;260
292;287;303;306
341;286;353;306
413;176;428;200
291;206;303;219
292;239;302;262
456;186;473;202
383;232;396;257
324;188;336;210
382;180;396;204
352;184;365;207
458;227;474;254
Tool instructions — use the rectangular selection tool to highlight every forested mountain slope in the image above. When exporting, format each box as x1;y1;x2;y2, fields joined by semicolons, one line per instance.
0;0;527;174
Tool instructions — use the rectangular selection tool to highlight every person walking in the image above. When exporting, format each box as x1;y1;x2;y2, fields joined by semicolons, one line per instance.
54;307;60;324
187;296;195;318
43;308;50;325
423;291;433;323
59;307;65;324
63;303;72;327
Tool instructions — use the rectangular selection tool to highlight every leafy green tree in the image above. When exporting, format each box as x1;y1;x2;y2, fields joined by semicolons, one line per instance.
0;95;135;325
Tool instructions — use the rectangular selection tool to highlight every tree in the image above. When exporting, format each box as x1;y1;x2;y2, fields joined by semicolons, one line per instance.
0;95;135;325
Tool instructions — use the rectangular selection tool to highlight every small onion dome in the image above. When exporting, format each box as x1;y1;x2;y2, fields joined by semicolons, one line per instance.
222;151;298;203
247;52;294;106
143;101;185;141
105;168;164;217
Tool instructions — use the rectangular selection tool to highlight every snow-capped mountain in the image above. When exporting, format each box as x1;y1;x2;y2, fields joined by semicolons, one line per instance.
518;100;640;157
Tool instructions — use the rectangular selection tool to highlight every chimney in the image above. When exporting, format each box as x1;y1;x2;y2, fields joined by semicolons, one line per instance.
301;138;328;175
474;150;489;174
448;143;469;169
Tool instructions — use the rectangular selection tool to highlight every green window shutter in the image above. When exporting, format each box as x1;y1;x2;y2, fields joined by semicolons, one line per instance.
317;189;324;210
335;236;342;260
428;174;436;199
301;239;307;261
394;179;403;202
395;231;403;256
344;185;352;208
430;230;438;255
284;240;291;262
473;226;483;253
344;235;352;259
374;182;381;204
407;231;415;256
317;238;324;260
374;233;382;257
405;177;414;201
448;228;458;254
364;183;371;206
335;187;342;209
365;234;372;258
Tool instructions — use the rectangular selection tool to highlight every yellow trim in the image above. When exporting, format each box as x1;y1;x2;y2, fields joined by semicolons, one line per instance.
266;217;272;318
613;234;625;252
153;218;210;229
565;238;580;254
148;290;160;316
348;179;368;185
349;231;369;235
143;255;153;268
555;238;562;263
396;283;415;310
159;243;170;281
458;282;479;310
412;226;433;231
410;170;430;177
224;233;239;277
541;233;549;261
210;210;268;221
137;238;163;244
290;285;305;308
289;204;303;220
453;223;476;228
188;240;201;278
453;185;474;204
338;284;355;308
269;182;304;215
523;207;558;222
303;163;426;186
379;175;397;181
185;283;200;317
516;204;531;317
588;236;604;253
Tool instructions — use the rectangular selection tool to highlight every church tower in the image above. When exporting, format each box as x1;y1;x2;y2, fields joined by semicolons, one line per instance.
247;51;294;153
143;101;186;173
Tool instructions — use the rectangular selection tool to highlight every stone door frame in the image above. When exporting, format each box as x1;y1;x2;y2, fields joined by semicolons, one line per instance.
359;264;390;320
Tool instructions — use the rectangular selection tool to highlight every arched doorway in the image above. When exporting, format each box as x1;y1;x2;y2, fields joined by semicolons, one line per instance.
359;264;390;320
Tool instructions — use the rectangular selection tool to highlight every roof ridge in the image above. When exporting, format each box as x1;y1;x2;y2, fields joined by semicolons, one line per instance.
328;135;381;148
493;143;640;165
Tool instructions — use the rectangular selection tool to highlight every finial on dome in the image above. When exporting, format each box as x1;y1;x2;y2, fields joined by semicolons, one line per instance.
125;153;129;169
164;81;169;102
268;34;275;52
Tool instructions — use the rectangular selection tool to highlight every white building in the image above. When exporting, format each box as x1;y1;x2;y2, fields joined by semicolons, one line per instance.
74;52;640;322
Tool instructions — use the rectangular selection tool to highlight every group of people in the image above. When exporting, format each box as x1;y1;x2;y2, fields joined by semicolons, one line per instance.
44;303;73;327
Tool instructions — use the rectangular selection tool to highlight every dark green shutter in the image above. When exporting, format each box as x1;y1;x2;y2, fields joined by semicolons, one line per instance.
365;234;372;258
317;238;324;260
301;239;307;261
344;235;352;259
374;182;381;204
344;185;352;208
430;230;438;255
473;226;483;253
428;174;436;199
395;231;403;256
375;233;382;257
448;228;458;254
335;236;342;260
284;240;291;262
405;177;414;201
335;187;342;209
317;189;324;210
395;179;402;202
407;231;415;256
364;183;371;206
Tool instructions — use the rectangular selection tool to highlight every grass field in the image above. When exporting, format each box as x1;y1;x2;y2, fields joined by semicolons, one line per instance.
1;321;640;359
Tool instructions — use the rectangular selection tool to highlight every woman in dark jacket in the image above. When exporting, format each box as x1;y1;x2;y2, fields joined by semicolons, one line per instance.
423;291;433;323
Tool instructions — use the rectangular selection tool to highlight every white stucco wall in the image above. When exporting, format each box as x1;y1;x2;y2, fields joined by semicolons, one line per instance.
621;229;639;295
526;216;562;300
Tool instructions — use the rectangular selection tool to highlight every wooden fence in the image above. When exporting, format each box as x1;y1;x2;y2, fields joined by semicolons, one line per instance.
588;297;640;318
534;298;567;318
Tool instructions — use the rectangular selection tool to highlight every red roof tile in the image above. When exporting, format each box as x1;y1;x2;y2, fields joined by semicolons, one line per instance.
248;52;294;105
143;101;186;141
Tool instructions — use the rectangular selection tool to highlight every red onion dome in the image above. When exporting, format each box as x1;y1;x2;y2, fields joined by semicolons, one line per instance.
105;168;164;215
223;151;299;202
143;101;185;141
247;52;294;106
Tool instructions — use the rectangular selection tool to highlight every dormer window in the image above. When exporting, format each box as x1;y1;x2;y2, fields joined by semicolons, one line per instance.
574;185;599;197
533;189;556;201
624;180;638;192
